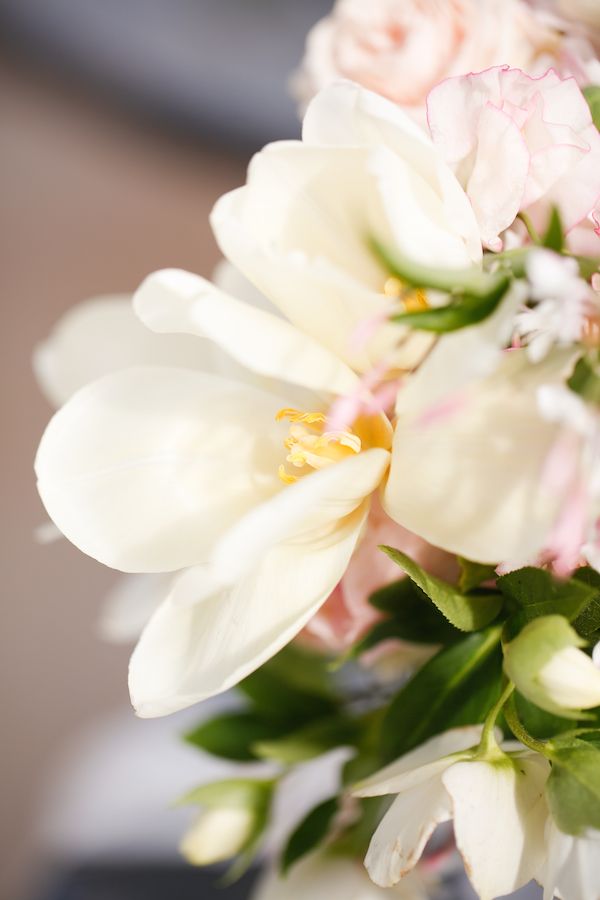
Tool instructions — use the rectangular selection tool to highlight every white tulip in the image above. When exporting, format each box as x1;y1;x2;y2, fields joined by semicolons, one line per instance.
35;268;395;716
180;805;255;866
538;819;600;900
253;853;429;900
211;81;482;375
354;726;549;899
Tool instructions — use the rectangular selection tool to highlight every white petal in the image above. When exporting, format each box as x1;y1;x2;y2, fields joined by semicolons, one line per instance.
443;756;550;900
129;504;369;715
33;294;213;408
538;646;600;710
303;83;482;266
36;367;284;573
364;777;452;887
385;349;574;563
211;448;390;584
99;573;175;643
354;726;483;797
133;268;359;396
541;822;600;900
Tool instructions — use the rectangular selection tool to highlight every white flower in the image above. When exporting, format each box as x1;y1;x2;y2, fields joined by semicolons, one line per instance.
383;308;578;563
354;727;550;899
211;81;482;376
538;819;600;900
35;268;396;716
253;853;429;900
291;0;568;117
515;250;596;362
180;805;255;866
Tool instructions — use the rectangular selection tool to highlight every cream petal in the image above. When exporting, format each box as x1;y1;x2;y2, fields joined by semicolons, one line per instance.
133;268;359;396
36;367;285;573
541;823;600;900
354;726;483;797
385;349;574;563
210;448;391;585
364;777;452;887
129;504;369;715
211;143;457;374
99;572;175;643
33;294;214;408
302;83;482;266
443;756;550;900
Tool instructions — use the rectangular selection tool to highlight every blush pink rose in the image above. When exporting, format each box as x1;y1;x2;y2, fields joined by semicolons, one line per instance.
427;66;600;250
292;0;584;118
301;499;457;654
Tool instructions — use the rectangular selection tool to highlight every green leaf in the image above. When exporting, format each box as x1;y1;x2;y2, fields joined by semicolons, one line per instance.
567;353;600;406
584;85;600;130
572;567;600;637
238;645;339;720
391;278;509;333
514;692;576;740
542;207;564;252
546;737;600;835
499;566;599;640
380;627;503;762
281;797;339;874
253;716;360;765
184;712;292;762
371;237;502;295
367;578;459;643
457;557;497;594
381;547;503;632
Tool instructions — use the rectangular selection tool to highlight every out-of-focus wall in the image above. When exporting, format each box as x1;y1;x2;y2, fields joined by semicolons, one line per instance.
0;50;248;900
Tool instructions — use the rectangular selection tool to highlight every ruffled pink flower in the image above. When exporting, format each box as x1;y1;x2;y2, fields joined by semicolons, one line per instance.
427;66;600;250
302;499;457;653
291;0;592;119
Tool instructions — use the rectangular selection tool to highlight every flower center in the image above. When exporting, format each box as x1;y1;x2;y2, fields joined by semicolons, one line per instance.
276;408;362;484
276;407;392;484
383;276;429;312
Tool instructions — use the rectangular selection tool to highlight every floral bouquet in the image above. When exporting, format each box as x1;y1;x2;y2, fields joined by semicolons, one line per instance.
33;2;600;898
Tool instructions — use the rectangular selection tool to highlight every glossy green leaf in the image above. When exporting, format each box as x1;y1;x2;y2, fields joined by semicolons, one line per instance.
281;797;339;874
499;566;599;640
572;567;600;637
184;712;292;762
253;717;360;765
380;627;503;762
238;645;339;720
513;692;576;740
381;547;502;631
457;557;497;594
546;737;600;835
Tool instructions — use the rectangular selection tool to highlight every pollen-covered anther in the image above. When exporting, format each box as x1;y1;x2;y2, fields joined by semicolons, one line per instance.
276;407;362;483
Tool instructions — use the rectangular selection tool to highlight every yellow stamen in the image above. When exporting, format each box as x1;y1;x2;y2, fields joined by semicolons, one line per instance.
278;464;298;484
384;276;403;298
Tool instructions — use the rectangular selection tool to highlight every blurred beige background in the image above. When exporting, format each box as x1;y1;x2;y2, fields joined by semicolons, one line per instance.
0;48;247;900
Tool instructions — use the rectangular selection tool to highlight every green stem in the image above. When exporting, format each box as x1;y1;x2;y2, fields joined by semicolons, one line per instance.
517;211;542;245
503;694;548;755
478;681;515;757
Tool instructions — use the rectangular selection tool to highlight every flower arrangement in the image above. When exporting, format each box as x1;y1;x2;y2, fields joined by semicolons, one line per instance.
34;2;600;898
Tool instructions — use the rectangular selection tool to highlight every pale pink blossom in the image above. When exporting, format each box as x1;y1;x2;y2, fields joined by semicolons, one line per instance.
292;0;573;119
428;66;600;249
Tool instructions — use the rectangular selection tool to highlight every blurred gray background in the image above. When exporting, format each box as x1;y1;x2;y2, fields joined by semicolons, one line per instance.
0;1;330;897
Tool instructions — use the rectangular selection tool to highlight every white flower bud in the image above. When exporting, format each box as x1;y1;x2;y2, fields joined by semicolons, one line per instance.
180;805;254;866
